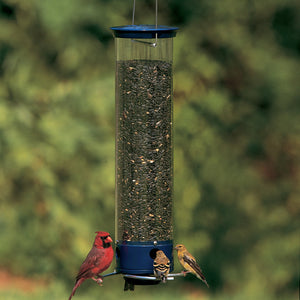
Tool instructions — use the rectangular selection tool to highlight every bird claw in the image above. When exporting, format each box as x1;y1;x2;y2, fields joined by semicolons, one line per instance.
92;276;103;286
181;270;190;277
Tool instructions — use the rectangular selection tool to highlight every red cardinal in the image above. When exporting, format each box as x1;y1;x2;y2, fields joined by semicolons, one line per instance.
68;231;114;300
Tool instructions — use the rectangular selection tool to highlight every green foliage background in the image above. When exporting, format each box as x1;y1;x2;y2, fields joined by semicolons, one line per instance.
0;0;299;299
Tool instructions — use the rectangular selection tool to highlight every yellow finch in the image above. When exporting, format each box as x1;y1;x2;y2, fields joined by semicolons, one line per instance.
153;250;170;283
175;244;209;288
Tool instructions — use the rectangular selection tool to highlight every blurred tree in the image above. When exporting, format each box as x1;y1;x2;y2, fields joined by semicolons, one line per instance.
173;0;300;297
0;0;116;282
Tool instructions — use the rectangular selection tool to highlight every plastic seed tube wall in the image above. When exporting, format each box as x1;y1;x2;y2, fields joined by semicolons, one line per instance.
111;25;178;275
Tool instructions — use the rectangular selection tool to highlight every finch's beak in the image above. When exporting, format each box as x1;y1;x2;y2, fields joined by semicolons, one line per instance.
174;246;178;250
105;236;113;243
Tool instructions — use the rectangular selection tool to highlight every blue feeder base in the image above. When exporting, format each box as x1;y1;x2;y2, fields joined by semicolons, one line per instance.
116;240;173;275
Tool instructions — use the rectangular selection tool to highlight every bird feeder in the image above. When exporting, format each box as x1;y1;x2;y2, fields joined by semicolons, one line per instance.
111;25;178;285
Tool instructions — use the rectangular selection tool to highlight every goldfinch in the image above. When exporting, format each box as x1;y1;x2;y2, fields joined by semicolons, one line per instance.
175;244;209;288
153;250;170;283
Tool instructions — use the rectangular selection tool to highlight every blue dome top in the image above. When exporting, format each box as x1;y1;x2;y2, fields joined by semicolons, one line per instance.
111;25;178;39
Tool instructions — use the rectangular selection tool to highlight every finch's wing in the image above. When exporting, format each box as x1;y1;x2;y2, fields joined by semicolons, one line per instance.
183;252;208;286
182;252;199;271
76;247;104;280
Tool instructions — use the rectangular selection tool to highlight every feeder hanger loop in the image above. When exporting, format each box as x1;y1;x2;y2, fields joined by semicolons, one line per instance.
132;0;158;47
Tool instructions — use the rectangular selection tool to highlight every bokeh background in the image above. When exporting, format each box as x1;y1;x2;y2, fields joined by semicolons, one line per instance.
0;0;299;299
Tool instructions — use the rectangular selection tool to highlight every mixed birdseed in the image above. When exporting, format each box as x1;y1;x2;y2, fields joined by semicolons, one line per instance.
116;59;173;242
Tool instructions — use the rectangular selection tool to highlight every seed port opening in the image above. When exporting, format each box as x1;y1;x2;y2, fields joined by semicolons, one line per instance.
149;248;159;259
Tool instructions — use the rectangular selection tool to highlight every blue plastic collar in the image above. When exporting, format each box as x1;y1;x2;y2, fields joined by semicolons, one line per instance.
111;25;178;39
116;240;174;275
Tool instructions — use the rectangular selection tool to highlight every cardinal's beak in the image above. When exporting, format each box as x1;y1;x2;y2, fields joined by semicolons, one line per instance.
105;236;113;243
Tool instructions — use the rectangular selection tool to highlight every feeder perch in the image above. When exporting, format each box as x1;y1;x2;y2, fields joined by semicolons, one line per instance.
110;24;178;288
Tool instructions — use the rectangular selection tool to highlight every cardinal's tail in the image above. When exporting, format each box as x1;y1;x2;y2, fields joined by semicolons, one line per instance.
68;278;85;300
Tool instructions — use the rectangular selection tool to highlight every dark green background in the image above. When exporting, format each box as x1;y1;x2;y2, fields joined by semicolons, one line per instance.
0;0;299;299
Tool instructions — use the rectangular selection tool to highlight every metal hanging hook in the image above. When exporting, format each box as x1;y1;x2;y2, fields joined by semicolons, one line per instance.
132;0;136;25
131;0;158;47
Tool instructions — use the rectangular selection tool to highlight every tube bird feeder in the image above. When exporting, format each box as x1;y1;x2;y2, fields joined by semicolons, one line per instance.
111;25;178;285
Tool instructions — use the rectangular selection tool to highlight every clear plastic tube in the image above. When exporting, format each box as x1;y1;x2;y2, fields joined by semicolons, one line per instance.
115;36;173;243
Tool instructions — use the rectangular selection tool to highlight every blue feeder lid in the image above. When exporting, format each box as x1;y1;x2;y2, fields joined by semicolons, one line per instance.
111;25;178;39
